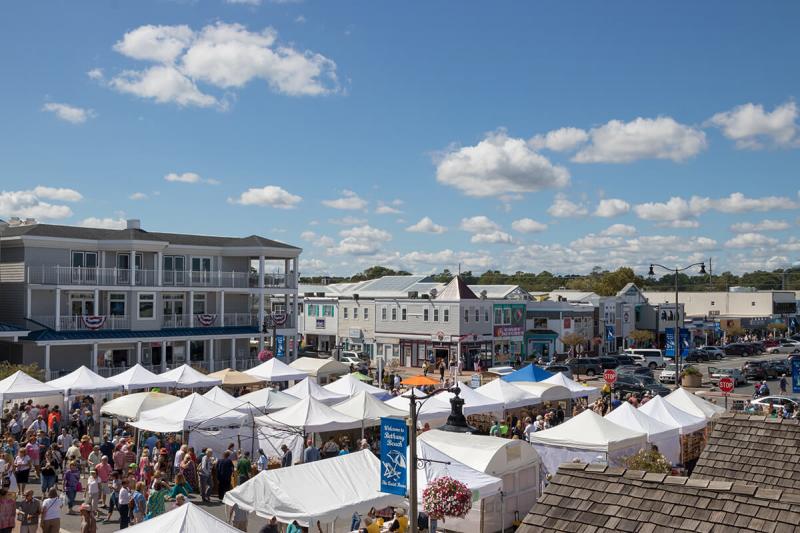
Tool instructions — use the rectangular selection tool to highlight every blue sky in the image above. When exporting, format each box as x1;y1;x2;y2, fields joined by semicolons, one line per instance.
1;1;800;276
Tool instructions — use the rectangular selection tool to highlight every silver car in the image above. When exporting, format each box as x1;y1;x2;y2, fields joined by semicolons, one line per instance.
768;340;800;354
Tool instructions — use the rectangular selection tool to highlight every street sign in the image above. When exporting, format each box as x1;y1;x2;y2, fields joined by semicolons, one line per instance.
718;376;734;394
792;358;800;394
379;417;408;496
603;369;617;384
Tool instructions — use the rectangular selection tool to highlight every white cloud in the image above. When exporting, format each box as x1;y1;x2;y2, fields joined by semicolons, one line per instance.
406;216;447;234
300;257;327;273
78;217;127;230
547;194;588;218
511;218;547;233
711;192;797;213
300;231;317;241
294;15;307;23
435;130;570;198
594;198;630;218
601;224;637;237
471;230;513;244
163;172;219;185
32;186;82;202
106;22;339;108
42;103;95;124
634;193;798;223
633;196;707;222
570;234;624;250
0;190;73;220
375;200;403;214
708;101;798;149
330;225;392;256
322;190;368;210
228;185;302;209
725;232;779;249
730;219;791;233
129;192;148;200
87;68;104;81
399;249;493;270
226;0;262;4
328;216;368;226
658;219;700;229
528;127;589;152
459;215;500;233
572;116;707;163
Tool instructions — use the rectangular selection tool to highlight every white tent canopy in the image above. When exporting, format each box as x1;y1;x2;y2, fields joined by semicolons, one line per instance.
47;365;123;395
131;392;247;433
283;377;348;405
244;358;308;382
476;378;542;410
255;395;362;434
665;387;726;420
237;387;298;413
528;410;648;474
419;429;541;477
223;450;405;531
638;395;707;435
158;365;222;389
203;386;267;417
430;385;504;417
107;364;178;391
100;392;180;421
509;382;573;402
289;357;350;382
124;502;242;533
384;393;451;423
605;402;681;465
542;372;601;400
0;371;60;402
416;439;503;499
332;391;406;423
324;374;389;400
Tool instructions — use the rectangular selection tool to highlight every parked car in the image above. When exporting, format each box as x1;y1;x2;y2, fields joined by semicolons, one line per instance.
767;340;800;354
708;366;746;386
616;365;654;378
339;350;369;365
624;349;667;370
747;341;765;355
699;346;726;359
486;366;515;377
684;349;711;363
659;363;682;384
613;375;671;397
750;396;800;410
565;357;603;377
597;356;620;370
724;343;752;356
544;364;573;379
767;359;790;376
743;360;778;381
611;355;638;366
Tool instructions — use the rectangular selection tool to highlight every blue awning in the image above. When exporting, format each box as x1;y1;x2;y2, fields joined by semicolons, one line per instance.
25;325;259;343
501;363;553;383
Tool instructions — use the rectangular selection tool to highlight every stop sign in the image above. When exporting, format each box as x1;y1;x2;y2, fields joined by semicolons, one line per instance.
718;376;735;394
604;369;617;384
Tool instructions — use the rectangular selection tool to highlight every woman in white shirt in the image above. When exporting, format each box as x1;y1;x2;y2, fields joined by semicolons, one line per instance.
40;487;62;533
13;449;31;496
85;470;100;518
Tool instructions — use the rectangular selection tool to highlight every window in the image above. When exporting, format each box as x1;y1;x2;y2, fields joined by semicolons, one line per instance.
391;307;397;321
494;308;502;324
423;308;429;321
475;309;480;322
401;307;407;321
109;293;126;316
191;257;212;272
710;301;715;306
464;309;469;322
163;255;186;285
163;293;184;317
485;309;490;322
503;308;511;324
443;309;449;322
343;307;349;319
363;307;369;320
353;307;359;319
433;308;439;322
322;305;334;317
381;307;387;320
193;293;206;314
307;304;319;317
138;293;155;319
71;251;98;269
69;293;95;316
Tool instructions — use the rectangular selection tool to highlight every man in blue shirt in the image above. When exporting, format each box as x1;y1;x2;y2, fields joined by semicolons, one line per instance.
144;433;158;456
303;439;320;463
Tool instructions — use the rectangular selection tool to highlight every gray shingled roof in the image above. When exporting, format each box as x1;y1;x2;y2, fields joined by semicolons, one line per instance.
692;413;800;491
2;223;299;250
519;462;800;533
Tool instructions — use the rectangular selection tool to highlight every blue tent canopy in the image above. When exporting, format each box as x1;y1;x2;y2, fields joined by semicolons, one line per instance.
501;364;553;383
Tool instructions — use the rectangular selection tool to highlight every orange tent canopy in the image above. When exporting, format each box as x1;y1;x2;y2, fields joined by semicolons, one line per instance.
401;375;440;387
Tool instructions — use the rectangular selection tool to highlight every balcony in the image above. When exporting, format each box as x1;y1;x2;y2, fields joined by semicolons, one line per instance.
27;266;293;289
31;315;132;331
30;313;270;332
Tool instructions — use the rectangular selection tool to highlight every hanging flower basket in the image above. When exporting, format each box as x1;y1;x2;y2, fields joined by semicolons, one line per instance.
258;349;273;362
422;476;473;520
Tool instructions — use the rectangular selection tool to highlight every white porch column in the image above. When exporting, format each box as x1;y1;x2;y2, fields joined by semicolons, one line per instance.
209;339;215;372
189;290;194;327
55;288;61;331
26;287;31;319
230;338;236;370
136;342;142;365
220;291;225;326
284;259;290;288
185;339;191;364
93;289;99;315
44;345;51;380
92;343;98;373
130;250;136;286
157;251;163;287
258;256;265;353
161;340;167;372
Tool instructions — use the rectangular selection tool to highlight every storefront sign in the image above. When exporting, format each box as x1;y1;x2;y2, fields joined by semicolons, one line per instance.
348;328;363;339
379;417;408;496
563;317;571;329
315;319;325;329
493;303;526;337
493;325;524;337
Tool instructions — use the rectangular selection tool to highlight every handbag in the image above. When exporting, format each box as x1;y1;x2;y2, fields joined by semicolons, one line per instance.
76;481;83;492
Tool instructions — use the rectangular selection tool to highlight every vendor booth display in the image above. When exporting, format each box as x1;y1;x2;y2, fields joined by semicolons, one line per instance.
604;402;681;465
124;502;243;533
223;450;405;532
283;377;348;405
47;365;123;395
419;429;542;533
107;364;177;391
158;364;222;389
324;374;389;400
638;395;708;465
476;378;542;410
528;409;648;475
237;387;298;413
131;392;247;432
100;391;180;421
501;364;553;383
542;372;600;400
289;357;349;384
665;387;726;420
244;357;308;382
207;368;265;387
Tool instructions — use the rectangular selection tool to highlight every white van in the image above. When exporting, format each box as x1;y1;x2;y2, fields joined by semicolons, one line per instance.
624;348;667;370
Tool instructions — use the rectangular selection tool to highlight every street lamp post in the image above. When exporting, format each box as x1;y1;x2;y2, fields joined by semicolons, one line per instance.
648;262;707;386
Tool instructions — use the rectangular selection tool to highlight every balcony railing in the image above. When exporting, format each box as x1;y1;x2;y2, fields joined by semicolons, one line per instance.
30;313;267;332
28;266;293;289
31;315;132;331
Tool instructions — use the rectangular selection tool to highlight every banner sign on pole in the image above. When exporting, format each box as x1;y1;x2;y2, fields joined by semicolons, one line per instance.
605;325;615;341
792;359;800;394
276;335;285;358
380;417;408;496
665;330;675;357
679;328;690;357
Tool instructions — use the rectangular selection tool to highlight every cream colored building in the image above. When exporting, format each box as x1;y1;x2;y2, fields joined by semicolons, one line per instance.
642;289;797;320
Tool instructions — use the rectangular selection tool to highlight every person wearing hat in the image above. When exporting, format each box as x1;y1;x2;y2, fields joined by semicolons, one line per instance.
79;502;96;533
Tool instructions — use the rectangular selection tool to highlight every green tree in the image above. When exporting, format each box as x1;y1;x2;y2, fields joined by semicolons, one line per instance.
0;362;44;381
628;329;654;347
